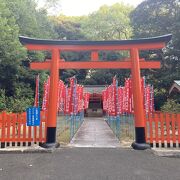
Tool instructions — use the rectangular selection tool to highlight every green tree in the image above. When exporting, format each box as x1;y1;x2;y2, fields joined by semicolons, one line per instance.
131;0;180;109
7;0;57;38
161;99;180;113
0;0;59;112
51;15;85;40
7;88;33;113
81;3;133;40
0;0;26;96
0;89;6;111
36;0;61;15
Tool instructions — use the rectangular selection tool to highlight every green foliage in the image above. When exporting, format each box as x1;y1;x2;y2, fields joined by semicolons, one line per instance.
0;0;55;112
81;3;133;40
0;89;6;111
37;0;61;15
0;0;26;96
7;97;32;113
51;15;85;40
0;87;33;113
6;88;33;113
7;0;57;38
131;0;180;109
84;69;130;85
161;99;180;113
153;88;167;110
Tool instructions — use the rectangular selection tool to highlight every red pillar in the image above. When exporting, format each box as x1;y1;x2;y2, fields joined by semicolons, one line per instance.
130;48;150;150
44;48;60;148
91;51;99;61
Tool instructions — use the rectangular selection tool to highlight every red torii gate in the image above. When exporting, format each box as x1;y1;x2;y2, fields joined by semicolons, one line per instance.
19;34;172;149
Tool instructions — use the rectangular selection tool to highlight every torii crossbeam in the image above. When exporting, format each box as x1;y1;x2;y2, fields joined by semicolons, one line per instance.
19;34;172;149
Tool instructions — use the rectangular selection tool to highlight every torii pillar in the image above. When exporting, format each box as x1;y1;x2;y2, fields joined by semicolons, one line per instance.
130;48;149;149
45;48;60;148
19;34;172;149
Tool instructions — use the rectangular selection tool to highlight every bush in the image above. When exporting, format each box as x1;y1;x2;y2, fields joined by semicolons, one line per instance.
0;89;6;111
161;99;180;113
7;96;33;113
0;87;33;113
6;87;33;113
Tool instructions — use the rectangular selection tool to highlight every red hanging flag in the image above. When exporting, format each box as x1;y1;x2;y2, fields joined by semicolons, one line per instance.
113;76;118;116
42;76;50;111
84;93;90;109
129;78;133;113
57;80;65;112
68;77;75;114
118;87;123;114
145;85;151;114
77;85;84;112
150;85;154;113
64;86;69;114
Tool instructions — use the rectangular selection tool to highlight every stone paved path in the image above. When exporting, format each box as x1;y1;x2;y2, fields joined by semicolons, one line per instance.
69;117;120;148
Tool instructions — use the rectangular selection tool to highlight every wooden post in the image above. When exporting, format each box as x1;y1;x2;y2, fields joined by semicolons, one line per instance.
130;48;150;150
91;51;99;61
43;48;60;148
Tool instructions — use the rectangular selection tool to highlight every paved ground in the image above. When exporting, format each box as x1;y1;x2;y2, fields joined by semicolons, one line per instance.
0;148;180;180
1;117;180;180
69;118;120;148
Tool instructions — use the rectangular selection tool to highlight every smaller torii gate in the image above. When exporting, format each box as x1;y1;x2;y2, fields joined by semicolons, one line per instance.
19;34;172;149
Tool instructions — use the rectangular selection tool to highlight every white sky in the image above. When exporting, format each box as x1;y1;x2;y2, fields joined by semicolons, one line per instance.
60;0;144;16
39;0;144;16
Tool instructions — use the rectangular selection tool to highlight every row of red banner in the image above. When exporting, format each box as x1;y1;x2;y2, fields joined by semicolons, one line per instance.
102;76;154;115
41;76;90;114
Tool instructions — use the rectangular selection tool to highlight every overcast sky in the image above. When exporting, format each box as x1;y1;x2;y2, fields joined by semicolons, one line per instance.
60;0;144;16
39;0;144;16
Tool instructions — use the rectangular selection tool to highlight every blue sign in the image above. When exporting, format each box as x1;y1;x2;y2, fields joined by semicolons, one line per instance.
26;107;41;126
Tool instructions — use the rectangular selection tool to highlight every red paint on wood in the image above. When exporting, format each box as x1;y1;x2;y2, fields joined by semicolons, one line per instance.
30;61;161;70
160;113;165;144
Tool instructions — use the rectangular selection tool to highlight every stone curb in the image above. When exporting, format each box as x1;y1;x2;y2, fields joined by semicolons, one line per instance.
152;148;180;157
0;145;54;154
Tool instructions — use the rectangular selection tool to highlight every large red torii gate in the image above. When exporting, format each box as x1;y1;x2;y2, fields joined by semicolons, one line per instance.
19;34;172;149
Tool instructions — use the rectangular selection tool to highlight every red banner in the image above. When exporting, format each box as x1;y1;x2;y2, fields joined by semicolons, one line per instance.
102;76;154;115
77;85;84;112
42;76;50;111
84;93;90;109
57;80;65;112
